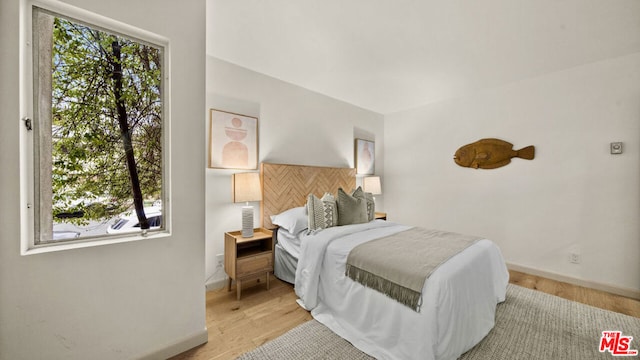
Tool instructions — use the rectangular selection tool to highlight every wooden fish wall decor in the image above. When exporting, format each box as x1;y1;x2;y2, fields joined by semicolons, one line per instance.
454;138;535;169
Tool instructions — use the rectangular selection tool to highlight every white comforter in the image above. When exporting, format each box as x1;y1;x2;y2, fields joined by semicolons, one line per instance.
294;221;509;360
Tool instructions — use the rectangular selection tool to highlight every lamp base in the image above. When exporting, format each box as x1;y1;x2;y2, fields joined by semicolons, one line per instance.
242;206;254;238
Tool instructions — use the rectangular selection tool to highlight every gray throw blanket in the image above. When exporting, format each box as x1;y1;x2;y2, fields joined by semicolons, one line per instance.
345;228;481;311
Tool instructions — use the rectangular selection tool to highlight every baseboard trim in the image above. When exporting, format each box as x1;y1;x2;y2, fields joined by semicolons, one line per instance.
507;262;640;300
137;327;208;360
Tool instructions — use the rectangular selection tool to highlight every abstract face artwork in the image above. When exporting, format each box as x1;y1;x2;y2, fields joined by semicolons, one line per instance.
209;109;258;169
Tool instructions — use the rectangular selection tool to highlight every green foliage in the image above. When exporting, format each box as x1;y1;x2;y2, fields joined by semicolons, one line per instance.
51;17;162;224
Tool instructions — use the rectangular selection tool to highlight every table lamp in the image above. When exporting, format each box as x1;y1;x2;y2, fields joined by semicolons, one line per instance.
232;172;262;237
363;176;382;202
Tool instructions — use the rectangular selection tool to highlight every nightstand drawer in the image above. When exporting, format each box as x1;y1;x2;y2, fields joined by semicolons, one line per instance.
237;252;273;277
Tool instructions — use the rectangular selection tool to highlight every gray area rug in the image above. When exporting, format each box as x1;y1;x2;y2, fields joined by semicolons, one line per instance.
237;284;640;359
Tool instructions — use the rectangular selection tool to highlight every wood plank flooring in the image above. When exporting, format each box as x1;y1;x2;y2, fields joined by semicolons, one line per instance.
171;270;640;360
170;277;312;360
508;270;639;317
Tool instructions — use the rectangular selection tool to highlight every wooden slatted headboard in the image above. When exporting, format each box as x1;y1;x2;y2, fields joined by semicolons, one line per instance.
260;163;356;229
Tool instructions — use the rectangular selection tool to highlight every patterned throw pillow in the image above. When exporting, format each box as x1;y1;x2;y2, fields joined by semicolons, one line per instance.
306;193;338;232
321;193;338;227
351;186;375;221
337;187;368;226
365;192;375;221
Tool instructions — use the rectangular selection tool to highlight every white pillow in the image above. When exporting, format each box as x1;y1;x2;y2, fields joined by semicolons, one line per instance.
270;206;308;234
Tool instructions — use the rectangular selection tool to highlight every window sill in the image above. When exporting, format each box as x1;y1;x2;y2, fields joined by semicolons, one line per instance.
21;230;171;255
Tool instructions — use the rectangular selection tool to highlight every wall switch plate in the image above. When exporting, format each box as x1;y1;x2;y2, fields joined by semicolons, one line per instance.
610;142;623;154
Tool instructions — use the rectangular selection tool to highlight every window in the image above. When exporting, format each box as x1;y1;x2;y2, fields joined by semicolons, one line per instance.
22;2;170;252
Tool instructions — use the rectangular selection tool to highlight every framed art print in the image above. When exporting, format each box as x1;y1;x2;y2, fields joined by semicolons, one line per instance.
355;138;375;175
209;109;258;169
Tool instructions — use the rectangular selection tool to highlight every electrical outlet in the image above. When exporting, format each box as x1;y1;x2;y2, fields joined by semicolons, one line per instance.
569;252;581;264
610;142;623;154
216;254;224;268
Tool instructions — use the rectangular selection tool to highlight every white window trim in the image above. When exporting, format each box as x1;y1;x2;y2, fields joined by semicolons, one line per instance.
20;0;172;255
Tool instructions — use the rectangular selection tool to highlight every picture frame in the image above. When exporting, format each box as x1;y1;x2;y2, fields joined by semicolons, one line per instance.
355;138;375;175
209;109;258;169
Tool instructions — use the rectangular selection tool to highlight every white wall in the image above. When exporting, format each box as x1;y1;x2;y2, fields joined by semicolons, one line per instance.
385;52;640;294
0;0;207;359
205;57;385;287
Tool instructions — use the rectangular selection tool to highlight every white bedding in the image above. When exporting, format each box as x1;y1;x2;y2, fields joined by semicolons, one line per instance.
276;227;303;259
294;220;509;360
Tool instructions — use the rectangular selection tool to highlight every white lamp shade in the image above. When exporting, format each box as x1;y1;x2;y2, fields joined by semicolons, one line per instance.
363;176;382;195
232;172;262;203
232;172;261;238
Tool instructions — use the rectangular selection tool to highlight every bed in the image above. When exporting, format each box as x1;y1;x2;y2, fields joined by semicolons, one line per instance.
260;163;509;360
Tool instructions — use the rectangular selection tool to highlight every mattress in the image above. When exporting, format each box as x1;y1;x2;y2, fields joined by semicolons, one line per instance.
294;221;509;360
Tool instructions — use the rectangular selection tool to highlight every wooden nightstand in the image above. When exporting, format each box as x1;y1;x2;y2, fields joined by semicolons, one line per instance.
224;228;274;300
375;212;387;220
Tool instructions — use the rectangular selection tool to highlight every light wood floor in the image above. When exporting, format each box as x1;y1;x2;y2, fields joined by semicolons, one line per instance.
171;270;640;360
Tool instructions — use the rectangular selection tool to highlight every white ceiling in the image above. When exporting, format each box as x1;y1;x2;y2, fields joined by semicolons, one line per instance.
207;0;640;114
